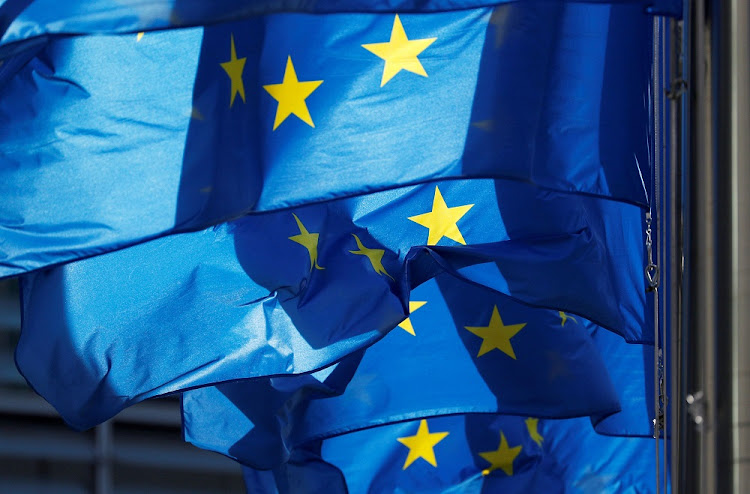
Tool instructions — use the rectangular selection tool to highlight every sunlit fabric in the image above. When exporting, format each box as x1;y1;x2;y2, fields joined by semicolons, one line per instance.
182;274;621;468
590;324;657;437
0;0;682;57
239;414;663;493
0;3;654;277
16;177;648;429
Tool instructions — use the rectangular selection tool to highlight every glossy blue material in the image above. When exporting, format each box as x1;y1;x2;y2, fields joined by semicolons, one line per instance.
16;177;648;429
0;0;682;57
0;3;653;276
590;324;656;437
240;414;663;493
182;274;621;468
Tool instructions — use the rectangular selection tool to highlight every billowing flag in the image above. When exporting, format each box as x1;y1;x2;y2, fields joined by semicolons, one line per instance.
239;414;663;493
0;0;682;58
590;324;657;437
1;3;654;276
182;274;622;468
16;178;648;429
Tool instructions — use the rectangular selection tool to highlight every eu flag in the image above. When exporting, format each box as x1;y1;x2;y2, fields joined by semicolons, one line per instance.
239;413;662;493
182;273;622;468
590;324;657;437
0;0;682;58
16;177;647;429
1;3;654;276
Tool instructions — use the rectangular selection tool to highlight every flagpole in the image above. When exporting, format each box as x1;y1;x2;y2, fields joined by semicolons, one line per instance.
668;13;685;494
683;1;750;492
683;0;717;491
714;0;750;491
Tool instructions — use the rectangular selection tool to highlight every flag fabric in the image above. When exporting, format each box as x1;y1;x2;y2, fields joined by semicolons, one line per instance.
0;3;654;277
182;273;622;468
590;324;656;437
440;190;652;344
16;177;647;429
240;413;663;494
0;0;682;58
0;1;668;490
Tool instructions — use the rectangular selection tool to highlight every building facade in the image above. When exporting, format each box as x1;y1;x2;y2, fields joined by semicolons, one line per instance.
0;280;245;494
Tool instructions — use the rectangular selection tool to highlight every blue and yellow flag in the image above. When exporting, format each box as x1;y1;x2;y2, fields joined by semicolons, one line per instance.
0;0;682;57
590;324;658;437
15;176;648;429
240;413;663;493
1;3;654;276
182;273;627;469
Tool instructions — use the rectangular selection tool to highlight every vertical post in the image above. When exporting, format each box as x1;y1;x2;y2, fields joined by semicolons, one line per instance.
668;15;684;494
95;421;114;494
651;18;663;494
683;0;717;492
715;0;750;491
683;1;750;492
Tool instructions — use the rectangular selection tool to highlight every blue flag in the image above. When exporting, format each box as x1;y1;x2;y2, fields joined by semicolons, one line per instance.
15;177;648;429
0;0;682;57
182;273;622;468
0;3;654;276
590;324;656;437
240;413;663;493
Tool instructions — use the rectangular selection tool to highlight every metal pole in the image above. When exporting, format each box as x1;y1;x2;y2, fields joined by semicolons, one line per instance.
683;0;717;492
95;421;114;494
683;1;750;492
668;15;684;494
646;17;666;494
714;1;750;491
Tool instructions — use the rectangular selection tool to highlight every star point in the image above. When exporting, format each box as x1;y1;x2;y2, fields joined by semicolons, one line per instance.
349;234;393;280
559;311;577;326
479;431;522;477
465;306;526;359
362;15;437;87
263;56;323;130
220;34;246;108
525;418;544;447
289;213;324;271
408;186;474;245
397;419;449;469
397;301;427;336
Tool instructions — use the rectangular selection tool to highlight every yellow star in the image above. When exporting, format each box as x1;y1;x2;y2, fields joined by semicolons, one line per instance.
263;56;323;130
220;34;246;108
525;418;543;447
464;306;526;359
362;15;437;87
397;301;427;336
288;213;324;271
408;186;474;245
397;419;449;469
136;32;145;42
559;311;577;326
479;431;522;476
349;234;394;280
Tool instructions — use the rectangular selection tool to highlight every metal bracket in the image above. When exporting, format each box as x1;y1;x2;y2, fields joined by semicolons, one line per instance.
686;391;706;427
645;211;660;291
666;78;688;100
